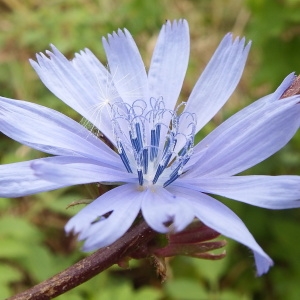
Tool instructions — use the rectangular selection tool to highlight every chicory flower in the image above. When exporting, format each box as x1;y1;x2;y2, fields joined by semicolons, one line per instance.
0;20;299;276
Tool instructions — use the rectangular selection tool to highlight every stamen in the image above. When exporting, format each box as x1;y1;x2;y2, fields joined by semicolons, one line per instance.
163;163;183;188
150;124;162;161
137;168;143;185
142;148;148;174
152;148;173;184
130;131;139;153
150;129;156;161
110;98;196;187
134;122;143;152
117;141;132;173
152;163;165;184
163;176;179;188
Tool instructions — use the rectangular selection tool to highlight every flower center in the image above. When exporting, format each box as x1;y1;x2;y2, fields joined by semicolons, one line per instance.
111;98;196;187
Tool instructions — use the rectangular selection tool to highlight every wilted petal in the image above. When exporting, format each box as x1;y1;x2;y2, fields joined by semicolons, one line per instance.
148;19;189;110
141;186;194;233
169;186;273;276
177;175;300;209
0;97;121;168
65;184;141;251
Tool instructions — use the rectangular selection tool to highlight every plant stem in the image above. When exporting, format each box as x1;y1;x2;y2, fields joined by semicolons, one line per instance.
8;221;156;300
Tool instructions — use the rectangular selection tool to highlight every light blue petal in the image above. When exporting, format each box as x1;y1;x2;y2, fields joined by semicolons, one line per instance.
71;48;123;140
141;186;194;233
176;175;300;209
148;20;189;110
188;74;297;170
183;33;251;133
187;95;300;177
0;97;122;168
32;156;134;185
263;72;296;102
65;184;141;251
30;46;115;139
72;48;112;90
0;157;75;197
102;29;148;106
169;186;273;276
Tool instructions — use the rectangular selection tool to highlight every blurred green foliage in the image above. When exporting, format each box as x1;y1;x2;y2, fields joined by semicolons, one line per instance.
0;0;299;299
246;0;300;86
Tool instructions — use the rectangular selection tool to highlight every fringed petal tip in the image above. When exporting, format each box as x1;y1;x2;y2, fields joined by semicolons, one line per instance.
65;184;142;252
141;187;195;234
102;28;133;46
163;19;189;30
184;29;251;134
254;252;274;276
223;32;251;48
167;186;276;275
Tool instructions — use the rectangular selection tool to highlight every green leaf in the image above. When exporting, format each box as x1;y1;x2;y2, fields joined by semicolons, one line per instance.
0;265;23;298
0;198;12;211
186;241;231;285
20;245;60;281
0;216;42;243
0;264;22;284
42;193;87;216
134;287;162;300
165;279;208;300
0;238;30;258
97;282;133;300
219;290;251;300
0;285;12;299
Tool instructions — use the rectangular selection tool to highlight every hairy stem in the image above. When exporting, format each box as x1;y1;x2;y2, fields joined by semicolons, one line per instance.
8;221;156;300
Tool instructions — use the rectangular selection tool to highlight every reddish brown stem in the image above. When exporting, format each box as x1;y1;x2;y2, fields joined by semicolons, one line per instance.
8;221;156;300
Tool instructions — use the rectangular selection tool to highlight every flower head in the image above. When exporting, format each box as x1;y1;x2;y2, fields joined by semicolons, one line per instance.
0;20;299;276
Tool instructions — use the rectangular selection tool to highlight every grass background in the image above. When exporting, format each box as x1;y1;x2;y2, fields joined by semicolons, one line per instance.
0;0;300;299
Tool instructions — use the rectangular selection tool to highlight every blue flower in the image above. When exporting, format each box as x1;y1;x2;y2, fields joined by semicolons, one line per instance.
0;20;299;276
